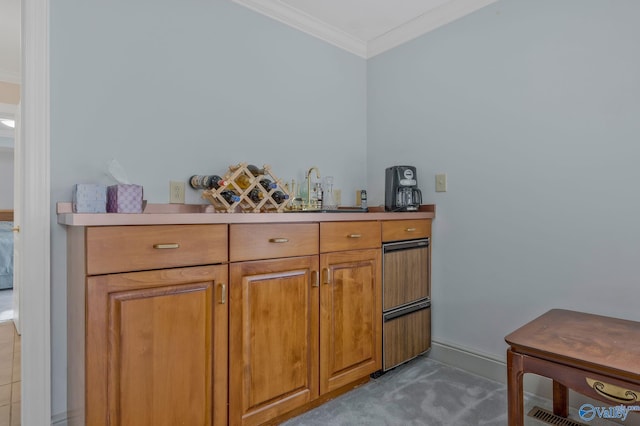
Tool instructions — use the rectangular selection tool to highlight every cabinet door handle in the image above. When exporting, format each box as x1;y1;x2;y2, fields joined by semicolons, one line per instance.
219;283;227;304
153;243;180;249
312;271;319;288
268;238;289;243
347;234;362;239
323;268;331;285
405;228;417;232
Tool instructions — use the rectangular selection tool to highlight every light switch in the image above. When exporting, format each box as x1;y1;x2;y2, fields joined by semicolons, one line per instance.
435;173;447;192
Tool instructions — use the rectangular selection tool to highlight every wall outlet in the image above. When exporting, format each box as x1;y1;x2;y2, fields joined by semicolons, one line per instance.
435;173;447;192
169;181;185;204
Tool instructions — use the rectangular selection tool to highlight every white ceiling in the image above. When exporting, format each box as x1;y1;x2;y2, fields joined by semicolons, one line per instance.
233;0;497;58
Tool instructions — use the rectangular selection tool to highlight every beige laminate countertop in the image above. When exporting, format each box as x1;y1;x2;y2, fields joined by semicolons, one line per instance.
57;203;435;226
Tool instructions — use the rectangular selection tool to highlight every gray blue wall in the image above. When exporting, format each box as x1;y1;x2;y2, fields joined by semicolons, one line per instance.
368;0;640;359
50;0;640;419
51;0;366;416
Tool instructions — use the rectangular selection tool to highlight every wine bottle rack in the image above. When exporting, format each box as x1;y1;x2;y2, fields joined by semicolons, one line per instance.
201;163;292;213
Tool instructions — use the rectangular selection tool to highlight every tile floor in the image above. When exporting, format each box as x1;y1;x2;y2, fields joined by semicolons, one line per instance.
0;320;19;426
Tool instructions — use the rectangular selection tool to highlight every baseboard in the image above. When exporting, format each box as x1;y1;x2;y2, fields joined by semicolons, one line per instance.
427;339;508;386
51;412;68;426
427;339;622;419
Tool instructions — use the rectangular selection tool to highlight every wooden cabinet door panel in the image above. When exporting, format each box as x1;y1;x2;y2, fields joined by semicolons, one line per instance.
320;249;381;394
87;265;228;426
229;256;319;426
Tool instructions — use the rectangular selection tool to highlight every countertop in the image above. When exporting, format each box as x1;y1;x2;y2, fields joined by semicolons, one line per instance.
57;203;435;226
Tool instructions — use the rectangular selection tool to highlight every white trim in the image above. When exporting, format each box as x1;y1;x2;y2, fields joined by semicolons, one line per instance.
0;103;17;115
51;412;69;426
0;103;17;140
21;0;51;425
0;69;21;84
428;338;615;411
428;338;506;383
0;129;15;139
367;0;498;57
233;0;368;58
232;0;497;59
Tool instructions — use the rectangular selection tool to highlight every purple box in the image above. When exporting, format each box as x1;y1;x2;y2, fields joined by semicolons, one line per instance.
72;184;107;213
107;184;144;213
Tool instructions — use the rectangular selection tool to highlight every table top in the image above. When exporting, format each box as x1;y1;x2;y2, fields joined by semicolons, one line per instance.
505;309;640;381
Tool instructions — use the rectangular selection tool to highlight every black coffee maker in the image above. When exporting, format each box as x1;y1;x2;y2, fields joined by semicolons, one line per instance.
385;166;422;211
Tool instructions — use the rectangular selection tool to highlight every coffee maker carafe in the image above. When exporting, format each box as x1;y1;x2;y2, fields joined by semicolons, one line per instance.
385;166;422;211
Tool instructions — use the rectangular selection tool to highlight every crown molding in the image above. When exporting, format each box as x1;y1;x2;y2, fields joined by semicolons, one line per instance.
233;0;368;58
368;0;498;57
233;0;497;59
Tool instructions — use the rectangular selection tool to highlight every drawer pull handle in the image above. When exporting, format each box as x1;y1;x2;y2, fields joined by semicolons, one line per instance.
586;378;638;403
312;271;319;288
406;228;417;232
348;234;362;239
153;243;180;249
323;268;331;285
269;238;289;243
219;283;227;304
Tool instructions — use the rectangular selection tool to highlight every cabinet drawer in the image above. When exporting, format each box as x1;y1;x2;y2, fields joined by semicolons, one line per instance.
320;221;381;252
86;225;228;275
382;219;431;242
229;223;318;262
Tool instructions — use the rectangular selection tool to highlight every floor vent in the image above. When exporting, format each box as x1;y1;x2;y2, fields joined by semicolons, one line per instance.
527;406;588;426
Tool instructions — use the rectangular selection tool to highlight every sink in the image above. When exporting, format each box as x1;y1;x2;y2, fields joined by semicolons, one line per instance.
285;207;368;213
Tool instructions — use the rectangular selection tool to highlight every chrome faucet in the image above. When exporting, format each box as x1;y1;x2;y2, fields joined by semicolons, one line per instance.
306;166;320;209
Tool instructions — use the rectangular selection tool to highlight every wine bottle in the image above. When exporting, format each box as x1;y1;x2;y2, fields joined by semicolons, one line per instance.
235;173;252;190
190;175;226;190
204;175;227;189
189;175;205;189
259;179;277;190
248;188;264;203
247;164;266;176
220;190;241;204
272;191;290;204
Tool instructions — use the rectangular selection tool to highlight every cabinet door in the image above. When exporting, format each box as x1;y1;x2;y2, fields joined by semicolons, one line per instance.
86;265;228;426
320;249;382;394
229;256;319;426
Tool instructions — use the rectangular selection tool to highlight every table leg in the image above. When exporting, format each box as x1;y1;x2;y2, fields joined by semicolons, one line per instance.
507;349;525;426
552;380;569;418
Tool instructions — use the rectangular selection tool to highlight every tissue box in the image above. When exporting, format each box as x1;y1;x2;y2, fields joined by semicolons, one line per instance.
72;184;107;213
107;184;144;213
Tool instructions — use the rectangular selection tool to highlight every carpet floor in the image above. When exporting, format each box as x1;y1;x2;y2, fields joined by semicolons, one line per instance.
282;356;629;426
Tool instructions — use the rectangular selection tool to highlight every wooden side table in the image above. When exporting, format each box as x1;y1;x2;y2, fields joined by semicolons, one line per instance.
505;309;640;425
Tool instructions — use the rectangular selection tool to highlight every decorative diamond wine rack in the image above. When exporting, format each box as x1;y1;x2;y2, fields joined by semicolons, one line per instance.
201;163;292;213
